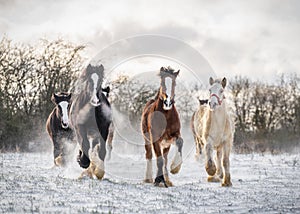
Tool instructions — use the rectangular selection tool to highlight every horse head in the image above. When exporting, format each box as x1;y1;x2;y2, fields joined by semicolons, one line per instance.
159;66;180;110
51;92;72;129
208;77;226;110
81;64;104;106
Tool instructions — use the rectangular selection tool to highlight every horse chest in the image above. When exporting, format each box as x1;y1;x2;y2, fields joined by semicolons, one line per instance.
160;138;175;149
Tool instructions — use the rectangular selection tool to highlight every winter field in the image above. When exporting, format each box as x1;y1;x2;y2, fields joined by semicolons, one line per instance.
1;126;300;214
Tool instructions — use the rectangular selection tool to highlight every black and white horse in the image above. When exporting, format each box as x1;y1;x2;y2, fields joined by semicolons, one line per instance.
70;64;112;179
46;92;73;166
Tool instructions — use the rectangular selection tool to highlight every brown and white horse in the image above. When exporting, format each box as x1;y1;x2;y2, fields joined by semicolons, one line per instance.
191;77;235;187
46;92;73;166
141;66;183;187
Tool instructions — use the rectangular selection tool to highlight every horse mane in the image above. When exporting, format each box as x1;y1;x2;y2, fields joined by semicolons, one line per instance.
159;66;177;78
154;88;161;100
72;64;104;95
55;92;70;97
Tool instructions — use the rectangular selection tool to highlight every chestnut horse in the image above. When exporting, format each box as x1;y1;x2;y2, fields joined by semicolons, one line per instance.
141;66;183;187
46;92;73;166
191;77;235;187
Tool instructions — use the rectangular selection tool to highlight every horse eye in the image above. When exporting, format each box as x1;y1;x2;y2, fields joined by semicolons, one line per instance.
220;89;224;93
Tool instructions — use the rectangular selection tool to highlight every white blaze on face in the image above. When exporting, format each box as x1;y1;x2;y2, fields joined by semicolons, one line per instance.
164;77;173;110
91;73;100;106
59;101;69;128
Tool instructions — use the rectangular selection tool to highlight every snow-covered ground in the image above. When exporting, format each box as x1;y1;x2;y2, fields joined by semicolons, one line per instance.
1;136;299;213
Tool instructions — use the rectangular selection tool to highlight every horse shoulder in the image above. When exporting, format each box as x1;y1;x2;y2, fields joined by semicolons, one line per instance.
46;108;57;135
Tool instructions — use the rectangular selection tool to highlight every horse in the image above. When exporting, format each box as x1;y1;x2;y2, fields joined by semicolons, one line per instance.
46;92;73;166
70;64;112;179
100;85;114;161
190;99;208;159
141;66;183;187
191;77;235;187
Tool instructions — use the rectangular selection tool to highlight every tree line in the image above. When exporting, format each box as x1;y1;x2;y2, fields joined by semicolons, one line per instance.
0;37;85;151
0;37;299;153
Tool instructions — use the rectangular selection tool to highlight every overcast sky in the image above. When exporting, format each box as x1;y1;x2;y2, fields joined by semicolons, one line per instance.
1;0;300;82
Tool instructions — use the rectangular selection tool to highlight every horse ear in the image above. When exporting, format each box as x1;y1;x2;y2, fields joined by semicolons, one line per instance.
106;86;110;93
67;93;72;100
51;93;58;104
99;64;104;71
174;70;180;77
221;77;227;88
160;67;165;76
87;64;92;71
209;77;214;85
86;64;92;74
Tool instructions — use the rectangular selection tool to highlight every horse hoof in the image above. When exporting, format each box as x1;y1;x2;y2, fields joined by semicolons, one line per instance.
79;168;93;179
144;178;153;183
170;164;181;174
165;179;173;187
221;181;232;187
94;167;105;180
54;156;64;167
207;176;221;183
154;176;167;188
205;160;216;176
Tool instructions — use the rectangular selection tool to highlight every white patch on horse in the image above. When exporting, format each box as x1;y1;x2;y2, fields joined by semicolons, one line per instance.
145;159;153;181
165;77;172;98
91;73;100;106
164;77;173;110
59;101;69;128
161;139;173;149
171;151;182;171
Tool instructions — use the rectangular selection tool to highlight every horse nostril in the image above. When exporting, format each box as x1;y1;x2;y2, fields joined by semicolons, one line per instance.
62;122;68;128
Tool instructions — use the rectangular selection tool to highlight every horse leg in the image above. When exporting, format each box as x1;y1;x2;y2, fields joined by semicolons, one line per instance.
144;137;153;183
76;125;90;169
204;141;216;176
171;137;183;174
221;142;232;187
163;147;173;187
91;121;110;180
153;140;167;187
106;123;114;161
52;136;64;166
194;135;201;160
208;146;223;182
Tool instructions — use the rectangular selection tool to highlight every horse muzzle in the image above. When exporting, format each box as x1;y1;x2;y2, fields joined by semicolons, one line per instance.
90;95;101;107
61;122;69;129
163;98;173;110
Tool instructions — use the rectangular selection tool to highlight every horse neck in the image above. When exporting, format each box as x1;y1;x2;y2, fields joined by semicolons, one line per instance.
209;101;227;126
54;106;61;121
154;96;164;111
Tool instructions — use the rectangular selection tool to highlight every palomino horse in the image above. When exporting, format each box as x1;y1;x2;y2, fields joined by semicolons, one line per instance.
141;66;183;187
46;92;73;166
191;77;234;187
70;64;112;179
190;99;208;159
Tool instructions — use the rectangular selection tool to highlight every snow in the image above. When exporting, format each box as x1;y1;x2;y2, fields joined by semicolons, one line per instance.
1;141;299;213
